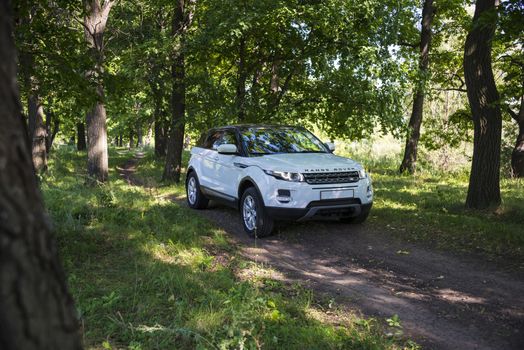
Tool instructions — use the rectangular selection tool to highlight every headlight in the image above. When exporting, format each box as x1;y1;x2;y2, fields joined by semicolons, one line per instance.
358;169;367;179
264;170;305;182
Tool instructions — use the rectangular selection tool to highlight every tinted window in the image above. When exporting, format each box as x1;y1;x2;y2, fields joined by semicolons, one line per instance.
241;127;328;155
203;131;222;149
204;130;238;150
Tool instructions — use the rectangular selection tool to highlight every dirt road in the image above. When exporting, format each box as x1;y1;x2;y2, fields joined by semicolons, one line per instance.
191;201;524;350
121;155;524;349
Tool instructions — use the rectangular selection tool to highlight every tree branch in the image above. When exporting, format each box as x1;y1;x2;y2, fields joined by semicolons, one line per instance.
508;107;518;122
433;87;467;93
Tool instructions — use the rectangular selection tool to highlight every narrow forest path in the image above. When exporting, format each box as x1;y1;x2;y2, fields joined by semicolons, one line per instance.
118;154;524;350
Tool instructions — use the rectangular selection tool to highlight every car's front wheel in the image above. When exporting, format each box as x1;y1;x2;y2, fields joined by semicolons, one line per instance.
186;172;209;209
240;187;274;238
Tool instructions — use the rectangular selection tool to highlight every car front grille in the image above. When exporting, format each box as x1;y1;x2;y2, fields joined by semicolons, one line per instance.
303;171;360;184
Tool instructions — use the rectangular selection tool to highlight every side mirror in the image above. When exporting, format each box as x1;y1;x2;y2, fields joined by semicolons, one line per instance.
325;142;335;152
217;144;238;154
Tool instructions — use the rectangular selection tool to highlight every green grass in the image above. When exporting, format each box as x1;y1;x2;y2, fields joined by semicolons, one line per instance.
343;149;524;264
41;146;413;350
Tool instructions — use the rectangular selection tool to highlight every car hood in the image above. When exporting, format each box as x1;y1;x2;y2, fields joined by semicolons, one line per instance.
246;153;361;173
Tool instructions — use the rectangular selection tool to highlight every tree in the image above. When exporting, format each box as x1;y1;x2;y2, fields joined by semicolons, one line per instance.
508;98;524;177
28;94;48;171
0;1;81;348
464;0;502;208
399;0;436;174
16;4;48;172
77;122;87;151
163;0;196;182
45;110;60;154
84;0;115;183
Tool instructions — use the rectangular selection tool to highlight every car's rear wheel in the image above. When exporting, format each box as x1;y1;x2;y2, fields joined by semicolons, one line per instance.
240;187;274;238
186;172;209;209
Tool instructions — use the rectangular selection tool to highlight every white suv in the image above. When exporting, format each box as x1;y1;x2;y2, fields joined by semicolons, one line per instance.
186;125;373;237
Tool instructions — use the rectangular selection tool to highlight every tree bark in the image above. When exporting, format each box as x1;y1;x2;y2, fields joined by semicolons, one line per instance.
86;101;108;182
76;122;86;151
163;46;186;182
399;0;435;174
45;111;59;154
129;129;134;148
163;0;195;182
154;108;167;157
236;36;247;122
0;2;82;349
137;125;143;147
464;0;502;209
84;0;113;183
509;98;524;177
28;94;47;172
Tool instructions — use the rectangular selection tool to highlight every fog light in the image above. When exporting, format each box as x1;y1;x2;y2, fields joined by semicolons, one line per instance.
278;189;291;196
277;189;291;203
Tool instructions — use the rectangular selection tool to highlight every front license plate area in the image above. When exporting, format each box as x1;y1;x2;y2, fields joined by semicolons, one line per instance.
320;189;354;200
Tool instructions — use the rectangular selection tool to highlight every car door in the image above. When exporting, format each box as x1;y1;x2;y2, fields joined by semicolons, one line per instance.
212;129;243;199
198;130;223;189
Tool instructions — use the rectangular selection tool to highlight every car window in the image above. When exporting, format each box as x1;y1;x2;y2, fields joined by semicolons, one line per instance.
205;130;238;151
218;131;237;147
240;127;327;155
204;131;222;149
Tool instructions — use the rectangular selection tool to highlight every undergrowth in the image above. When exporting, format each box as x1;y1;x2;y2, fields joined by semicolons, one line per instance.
41;146;413;350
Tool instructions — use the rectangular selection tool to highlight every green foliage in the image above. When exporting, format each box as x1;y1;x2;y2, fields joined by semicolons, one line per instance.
185;0;415;138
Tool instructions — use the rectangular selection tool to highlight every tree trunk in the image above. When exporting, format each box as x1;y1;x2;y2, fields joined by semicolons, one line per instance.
399;0;435;174
129;130;134;148
151;77;167;157
45;111;59;154
236;36;247;122
509;98;524;177
464;0;502;209
76;122;86;151
163;47;186;182
84;0;114;183
154;108;167;157
0;3;82;349
137;125;143;147
27;94;47;172
163;0;194;182
86;101;108;182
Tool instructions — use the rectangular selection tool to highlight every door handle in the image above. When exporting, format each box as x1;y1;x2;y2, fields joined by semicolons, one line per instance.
213;156;219;161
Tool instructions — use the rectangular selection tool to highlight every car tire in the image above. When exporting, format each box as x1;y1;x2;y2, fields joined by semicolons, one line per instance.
186;172;209;209
240;187;274;238
340;204;372;224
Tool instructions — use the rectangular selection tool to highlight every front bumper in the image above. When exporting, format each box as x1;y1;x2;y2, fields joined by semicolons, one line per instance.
266;200;372;221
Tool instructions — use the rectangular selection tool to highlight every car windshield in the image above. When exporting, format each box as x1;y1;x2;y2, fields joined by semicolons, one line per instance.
240;127;328;155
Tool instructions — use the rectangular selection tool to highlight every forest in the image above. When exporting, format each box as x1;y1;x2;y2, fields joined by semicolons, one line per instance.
1;0;523;349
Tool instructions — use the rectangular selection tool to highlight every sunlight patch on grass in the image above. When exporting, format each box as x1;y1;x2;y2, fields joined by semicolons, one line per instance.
375;198;418;211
